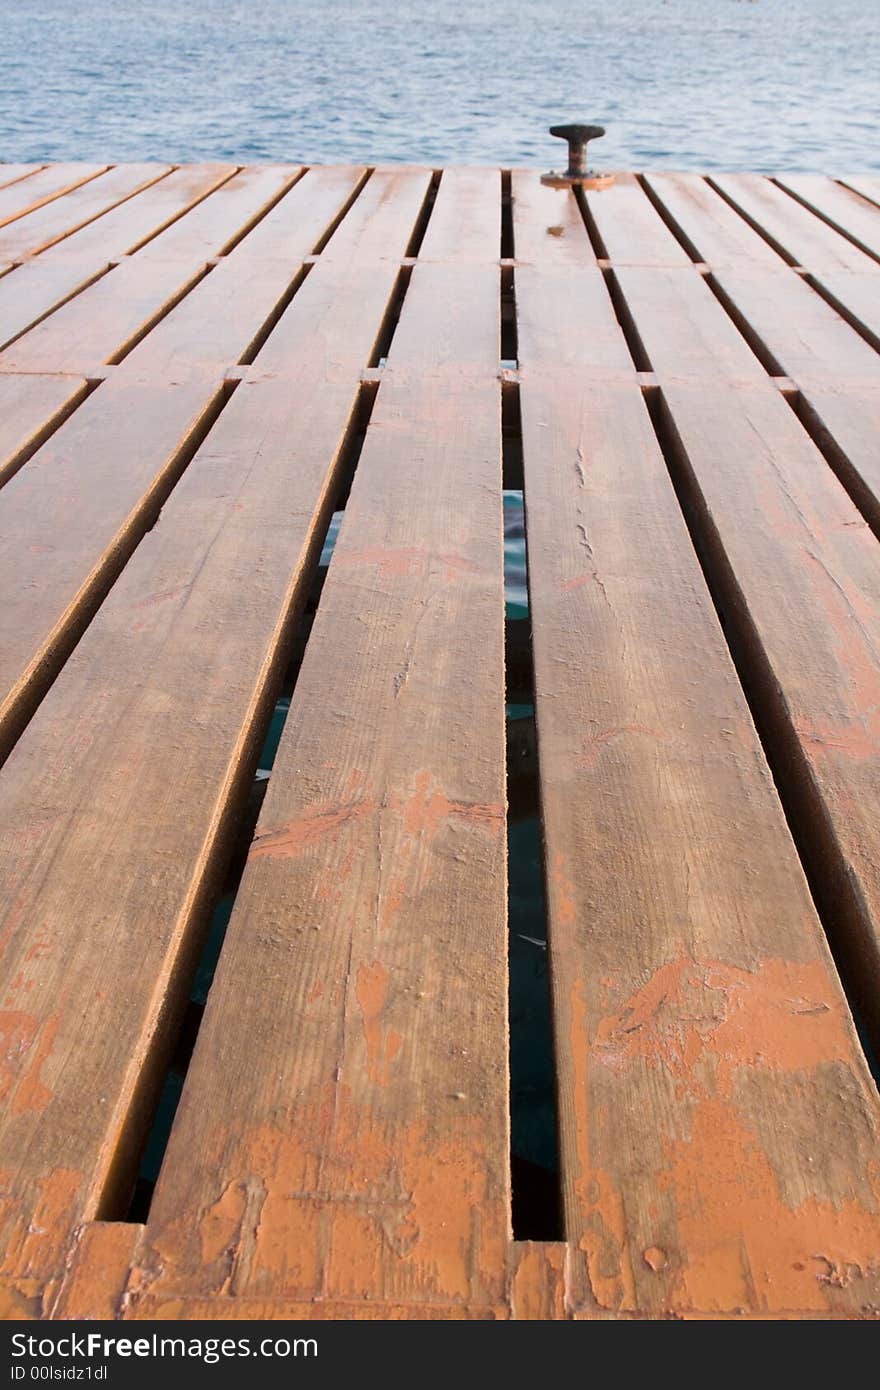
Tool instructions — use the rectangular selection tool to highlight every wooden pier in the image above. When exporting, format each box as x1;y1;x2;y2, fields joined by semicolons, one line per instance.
1;160;880;1320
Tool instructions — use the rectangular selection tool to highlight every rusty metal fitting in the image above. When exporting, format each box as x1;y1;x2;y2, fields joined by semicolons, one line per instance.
541;123;615;190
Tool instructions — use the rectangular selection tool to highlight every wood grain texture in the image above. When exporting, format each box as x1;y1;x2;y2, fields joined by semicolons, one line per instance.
0;166;234;350
841;176;880;208
614;265;767;380
44;164;237;263
711;174;879;272
775;175;880;263
118;167;365;381
508;1243;567;1320
417;167;499;262
513;189;880;1317
702;267;880;525
0;164;106;233
584;173;692;266
712;266;880;382
0;374;89;489
0;166;45;192
0;169;302;373
0;165;169;262
660;378;880;1043
0;376;223;756
52;1225;144;1320
510;171;596;268
0;174;429;1312
641;173;783;268
809;269;880;352
137;261;508;1314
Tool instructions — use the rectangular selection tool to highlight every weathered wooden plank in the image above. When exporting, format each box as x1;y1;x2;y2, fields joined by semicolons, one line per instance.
659;377;880;1043
840;176;880;208
138;262;508;1312
510;171;596;268
0;186;427;1307
52;1225;143;1320
0;377;223;755
516;268;880;1316
0;164;106;233
508;1243;567;1320
711;266;880;382
614;266;766;380
792;383;880;534
711;174;878;272
0;165;170;262
41;164;238;263
642;173;784;268
252;169;433;373
0;165;45;191
0;166;235;350
701;267;880;525
417;167;499;262
118;167;365;380
0;375;89;489
775;175;880;263
584;173;691;266
809;269;880;353
0;169;302;373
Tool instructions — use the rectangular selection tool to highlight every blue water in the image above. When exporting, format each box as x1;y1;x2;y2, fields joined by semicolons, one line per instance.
0;0;877;171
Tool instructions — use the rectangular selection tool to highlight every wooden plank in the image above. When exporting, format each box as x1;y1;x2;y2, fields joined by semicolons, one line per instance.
840;176;880;209
52;1225;143;1320
701;268;880;525
711;174;878;272
138;262;508;1312
642;173;784;268
131;164;301;259
792;383;880;534
0;165;170;262
515;266;880;1315
0;166;242;351
510;170;596;268
660;377;880;1041
0;164;106;233
0;182;428;1308
710;266;880;382
775;175;880;262
0;169;303;373
417;167;499;262
0;375;89;489
37;163;236;263
809;269;880;353
0;165;45;191
614;266;766;380
584;173;691;267
0;376;223;755
508;1244;567;1320
118;167;365;381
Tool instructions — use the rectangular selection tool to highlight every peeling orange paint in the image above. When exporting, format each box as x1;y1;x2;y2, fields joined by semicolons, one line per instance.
593;955;854;1096
250;798;377;858
661;1097;880;1313
143;1083;507;1309
569;979;637;1311
11;1013;59;1114
0;1011;40;1102
552;852;576;929
355;961;402;1087
402;771;503;841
